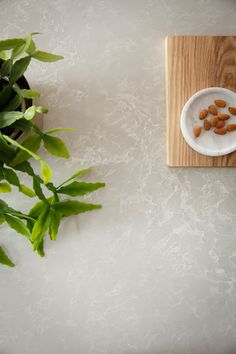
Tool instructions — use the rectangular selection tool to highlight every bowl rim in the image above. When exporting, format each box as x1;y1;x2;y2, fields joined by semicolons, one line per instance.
180;87;236;157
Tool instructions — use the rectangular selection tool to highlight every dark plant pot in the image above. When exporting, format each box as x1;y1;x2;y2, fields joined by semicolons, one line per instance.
0;59;32;139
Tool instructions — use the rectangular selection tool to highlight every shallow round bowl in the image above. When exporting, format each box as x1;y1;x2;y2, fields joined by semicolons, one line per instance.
180;87;236;157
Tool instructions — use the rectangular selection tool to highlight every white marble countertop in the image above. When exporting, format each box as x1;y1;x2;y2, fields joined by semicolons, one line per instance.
1;1;236;353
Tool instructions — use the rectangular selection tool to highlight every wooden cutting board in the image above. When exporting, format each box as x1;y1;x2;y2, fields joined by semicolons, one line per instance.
166;36;236;167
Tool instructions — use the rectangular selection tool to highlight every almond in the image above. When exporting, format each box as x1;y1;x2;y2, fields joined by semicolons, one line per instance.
194;125;202;137
226;124;236;132
210;115;218;127
208;104;218;115
216;121;225;129
214;128;227;135
214;99;226;107
199;109;208;120
204;119;211;131
218;113;230;120
228;107;236;115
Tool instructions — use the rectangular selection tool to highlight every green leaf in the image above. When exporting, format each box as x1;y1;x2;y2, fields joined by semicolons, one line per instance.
26;39;36;55
11;118;32;133
57;167;92;188
0;111;24;128
32;50;64;62
43;134;70;158
19;184;35;197
11;35;28;59
29;197;53;223
0;215;5;224
49;208;62;240
33;176;48;202
57;181;105;197
0;51;7;60
3;93;21;111
11;33;39;59
24;105;36;120
4;214;31;238
29;200;46;218
54;200;102;217
0;132;15;159
19;89;40;99
40;160;52;184
46;182;57;194
12;161;54;202
0;59;12;76
26;219;34;233
31;206;50;250
11;43;26;59
0;199;9;213
0;38;25;51
28;198;48;232
45;127;76;134
7;209;34;222
0;151;10;163
9;56;31;84
35;106;48;114
0;168;4;180
0;246;15;267
10;134;41;167
12;160;34;175
0;86;13;109
3;167;20;186
0;169;4;181
37;240;44;257
0;182;11;192
3;134;41;161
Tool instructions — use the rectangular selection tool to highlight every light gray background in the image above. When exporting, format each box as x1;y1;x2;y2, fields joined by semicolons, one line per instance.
1;0;236;353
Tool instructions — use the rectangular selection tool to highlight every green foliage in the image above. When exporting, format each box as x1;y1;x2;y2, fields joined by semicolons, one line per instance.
3;167;19;185
43;134;70;158
11;118;32;133
35;106;48;114
54;200;102;216
32;176;48;202
0;33;105;267
19;89;40;99
9;56;31;84
0;111;24;128
31;50;64;62
0;246;15;267
5;214;31;238
19;184;35;198
0;182;11;192
31;206;50;251
10;134;42;166
0;59;12;76
48;208;62;240
0;86;13;109
45;127;76;134
24;105;36;120
40;160;52;184
0;38;25;51
57;167;92;188
57;181;105;197
3;135;41;161
3;94;22;111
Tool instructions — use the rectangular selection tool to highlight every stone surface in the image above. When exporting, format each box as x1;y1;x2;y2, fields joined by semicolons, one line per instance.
1;0;236;353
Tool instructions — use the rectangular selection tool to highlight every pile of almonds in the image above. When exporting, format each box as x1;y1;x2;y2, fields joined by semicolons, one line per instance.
194;99;236;137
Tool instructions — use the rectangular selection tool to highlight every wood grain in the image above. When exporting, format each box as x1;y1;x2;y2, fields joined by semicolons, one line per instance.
166;36;236;167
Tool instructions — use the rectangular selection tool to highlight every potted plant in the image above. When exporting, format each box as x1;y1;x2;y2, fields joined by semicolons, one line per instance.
0;33;105;267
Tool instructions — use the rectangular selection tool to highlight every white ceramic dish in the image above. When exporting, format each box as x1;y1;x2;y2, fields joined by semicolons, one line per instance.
180;87;236;157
